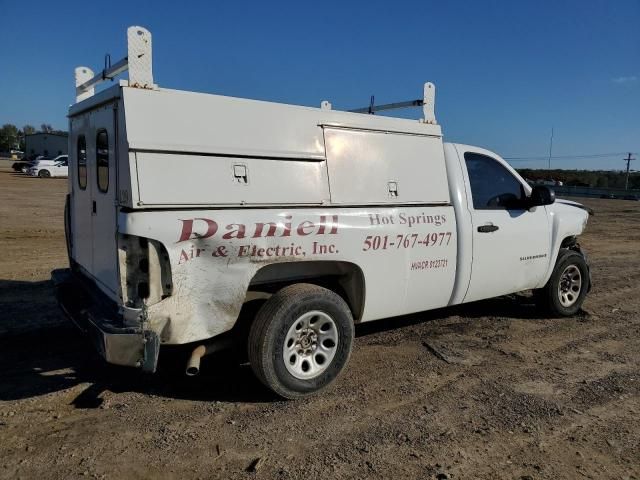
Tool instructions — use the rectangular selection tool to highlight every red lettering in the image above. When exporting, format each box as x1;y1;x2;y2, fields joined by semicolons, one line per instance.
178;249;190;264
316;215;339;235
222;223;246;239
329;215;339;234
281;215;293;237
177;218;218;243
297;220;315;236
253;222;279;238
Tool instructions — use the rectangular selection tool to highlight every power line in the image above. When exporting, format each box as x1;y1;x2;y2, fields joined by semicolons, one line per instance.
548;127;554;170
504;152;635;161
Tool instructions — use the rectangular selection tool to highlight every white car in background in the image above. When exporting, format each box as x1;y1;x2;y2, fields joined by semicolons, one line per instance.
28;155;69;178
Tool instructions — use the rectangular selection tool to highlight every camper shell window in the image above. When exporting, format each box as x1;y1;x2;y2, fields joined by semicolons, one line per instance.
96;130;109;192
77;135;87;189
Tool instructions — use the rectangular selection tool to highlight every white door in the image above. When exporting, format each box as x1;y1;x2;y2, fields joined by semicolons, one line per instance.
461;149;550;303
89;105;120;296
70;125;93;272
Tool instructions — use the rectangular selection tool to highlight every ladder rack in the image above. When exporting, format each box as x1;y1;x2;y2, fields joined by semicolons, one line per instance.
347;83;437;124
74;26;155;103
74;25;436;125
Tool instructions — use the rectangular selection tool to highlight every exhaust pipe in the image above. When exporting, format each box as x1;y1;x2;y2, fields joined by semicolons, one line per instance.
185;336;234;376
185;345;206;376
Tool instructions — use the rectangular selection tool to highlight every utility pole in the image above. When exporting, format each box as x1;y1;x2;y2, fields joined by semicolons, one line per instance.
624;152;635;190
548;127;554;170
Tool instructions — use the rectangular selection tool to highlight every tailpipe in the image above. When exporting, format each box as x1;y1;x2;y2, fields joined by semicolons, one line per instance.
185;336;234;376
186;345;206;376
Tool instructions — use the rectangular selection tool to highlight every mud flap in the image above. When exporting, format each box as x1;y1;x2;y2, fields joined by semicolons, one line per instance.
142;330;160;373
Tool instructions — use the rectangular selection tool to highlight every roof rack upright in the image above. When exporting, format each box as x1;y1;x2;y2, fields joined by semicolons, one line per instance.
74;26;155;103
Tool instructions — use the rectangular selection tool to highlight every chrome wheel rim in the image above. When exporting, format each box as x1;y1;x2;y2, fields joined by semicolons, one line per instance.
558;265;582;307
283;311;338;380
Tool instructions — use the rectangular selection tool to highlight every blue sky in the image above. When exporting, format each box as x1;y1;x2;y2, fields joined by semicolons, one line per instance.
0;0;638;169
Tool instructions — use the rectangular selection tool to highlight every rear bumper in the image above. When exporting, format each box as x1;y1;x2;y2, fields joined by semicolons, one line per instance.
51;268;159;372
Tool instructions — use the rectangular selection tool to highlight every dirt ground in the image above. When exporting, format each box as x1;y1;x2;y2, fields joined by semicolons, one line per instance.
0;159;638;480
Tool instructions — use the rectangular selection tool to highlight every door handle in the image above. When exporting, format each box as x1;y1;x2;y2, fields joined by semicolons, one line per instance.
92;201;97;214
477;224;499;233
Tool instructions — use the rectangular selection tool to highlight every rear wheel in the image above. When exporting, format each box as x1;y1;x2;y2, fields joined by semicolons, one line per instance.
38;169;51;178
535;249;589;316
248;283;354;399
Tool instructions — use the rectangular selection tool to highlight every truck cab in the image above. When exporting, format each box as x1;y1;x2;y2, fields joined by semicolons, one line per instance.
54;26;591;399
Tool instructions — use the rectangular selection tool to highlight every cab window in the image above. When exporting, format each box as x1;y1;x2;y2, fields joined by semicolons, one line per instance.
77;136;87;189
464;152;525;210
96;130;109;192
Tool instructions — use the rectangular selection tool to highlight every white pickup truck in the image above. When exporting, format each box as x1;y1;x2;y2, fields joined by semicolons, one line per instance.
53;27;592;399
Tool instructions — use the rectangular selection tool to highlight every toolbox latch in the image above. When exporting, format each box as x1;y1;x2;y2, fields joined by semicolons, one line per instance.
387;181;398;198
233;164;248;185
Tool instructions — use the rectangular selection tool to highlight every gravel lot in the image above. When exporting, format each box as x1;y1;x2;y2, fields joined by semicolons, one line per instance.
0;160;639;479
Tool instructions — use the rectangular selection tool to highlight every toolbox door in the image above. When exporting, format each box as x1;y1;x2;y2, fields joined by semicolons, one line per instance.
323;127;450;205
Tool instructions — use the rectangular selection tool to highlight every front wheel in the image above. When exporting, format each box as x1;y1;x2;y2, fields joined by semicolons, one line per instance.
535;249;589;316
248;284;354;399
38;169;51;178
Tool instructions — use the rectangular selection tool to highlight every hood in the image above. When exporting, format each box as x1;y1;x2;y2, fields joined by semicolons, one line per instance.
547;198;591;242
556;198;594;216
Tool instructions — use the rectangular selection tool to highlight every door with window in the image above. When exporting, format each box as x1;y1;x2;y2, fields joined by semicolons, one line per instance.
89;105;120;296
461;149;550;303
71;128;93;273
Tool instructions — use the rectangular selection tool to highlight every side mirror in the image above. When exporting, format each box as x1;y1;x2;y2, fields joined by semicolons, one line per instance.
529;185;555;208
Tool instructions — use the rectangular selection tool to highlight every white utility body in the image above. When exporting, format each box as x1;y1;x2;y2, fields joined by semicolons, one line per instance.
54;27;592;399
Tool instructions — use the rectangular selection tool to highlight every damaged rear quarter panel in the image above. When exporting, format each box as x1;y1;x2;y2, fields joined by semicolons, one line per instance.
119;205;457;345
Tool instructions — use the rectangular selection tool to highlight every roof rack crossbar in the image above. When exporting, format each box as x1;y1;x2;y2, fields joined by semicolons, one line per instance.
347;82;437;124
74;26;154;103
348;99;424;114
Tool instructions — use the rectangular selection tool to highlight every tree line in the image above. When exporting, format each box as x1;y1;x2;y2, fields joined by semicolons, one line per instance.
0;123;65;152
517;168;640;190
1;124;637;190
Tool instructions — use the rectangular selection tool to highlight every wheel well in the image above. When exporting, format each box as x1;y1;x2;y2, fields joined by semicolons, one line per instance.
248;261;366;321
560;236;586;256
560;236;577;248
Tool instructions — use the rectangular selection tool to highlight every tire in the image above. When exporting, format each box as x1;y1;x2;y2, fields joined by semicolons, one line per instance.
535;249;589;316
248;283;354;399
38;169;51;178
232;298;267;364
